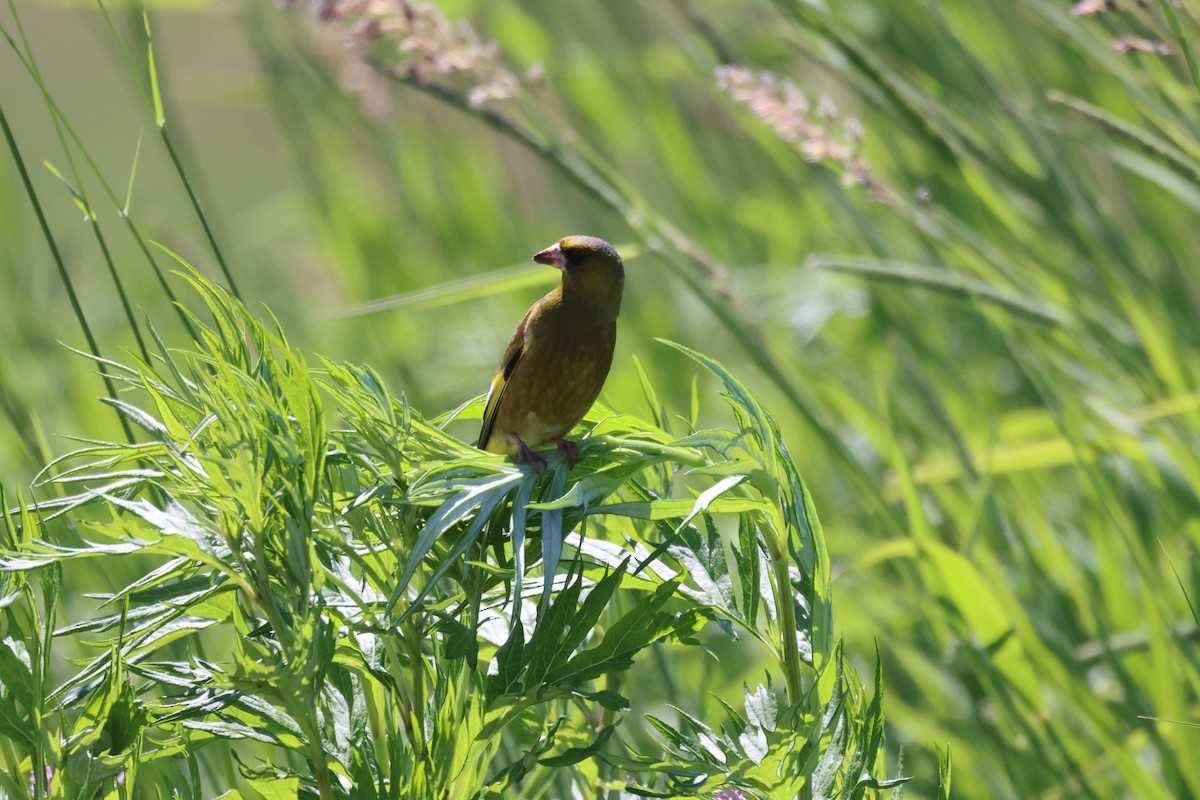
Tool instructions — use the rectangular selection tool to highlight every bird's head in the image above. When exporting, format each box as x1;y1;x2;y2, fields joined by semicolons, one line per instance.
533;235;624;317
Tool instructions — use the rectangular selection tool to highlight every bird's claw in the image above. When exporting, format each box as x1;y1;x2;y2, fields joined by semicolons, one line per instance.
553;438;581;468
512;436;579;474
514;435;548;475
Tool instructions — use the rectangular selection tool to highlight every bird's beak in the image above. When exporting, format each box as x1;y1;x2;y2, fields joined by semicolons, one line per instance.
532;242;567;270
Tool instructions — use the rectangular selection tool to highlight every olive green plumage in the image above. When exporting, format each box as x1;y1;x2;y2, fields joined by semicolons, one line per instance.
478;235;624;466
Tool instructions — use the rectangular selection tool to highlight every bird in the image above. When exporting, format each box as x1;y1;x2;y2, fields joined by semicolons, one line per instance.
478;235;625;472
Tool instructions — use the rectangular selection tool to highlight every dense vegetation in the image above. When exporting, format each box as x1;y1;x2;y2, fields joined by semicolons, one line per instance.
2;0;1199;797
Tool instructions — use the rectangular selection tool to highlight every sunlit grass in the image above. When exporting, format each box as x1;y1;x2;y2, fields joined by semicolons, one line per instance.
1;0;1198;796
0;269;911;797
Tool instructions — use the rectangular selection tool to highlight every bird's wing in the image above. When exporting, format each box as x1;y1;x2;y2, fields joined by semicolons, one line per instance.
478;307;533;450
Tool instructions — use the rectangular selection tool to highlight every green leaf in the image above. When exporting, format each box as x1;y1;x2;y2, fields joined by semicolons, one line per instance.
736;513;768;626
538;722;617;767
0;690;32;748
539;466;569;610
937;746;952;800
671;514;738;617
546;579;707;684
486;618;526;700
0;637;33;699
744;680;778;733
392;469;523;620
247;773;300;800
593;496;768;520
811;649;848;799
442;619;479;665
847;648;890;800
142;7;165;128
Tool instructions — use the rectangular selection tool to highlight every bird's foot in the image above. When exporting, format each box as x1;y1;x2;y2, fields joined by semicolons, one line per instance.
514;435;547;475
553;437;580;468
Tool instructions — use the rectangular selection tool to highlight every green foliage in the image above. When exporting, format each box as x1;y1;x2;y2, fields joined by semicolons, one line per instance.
3;0;1200;797
0;274;904;797
624;646;906;798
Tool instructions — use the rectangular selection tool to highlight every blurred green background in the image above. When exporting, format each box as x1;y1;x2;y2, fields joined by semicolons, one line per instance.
4;0;1200;796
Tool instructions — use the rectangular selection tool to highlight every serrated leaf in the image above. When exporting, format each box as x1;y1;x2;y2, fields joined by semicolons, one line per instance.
487;618;526;699
538;723;616;767
0;692;32;747
527;562;626;685
744;681;777;733
392;470;523;618
0;637;33;698
672;514;735;614
847;649;887;800
736;514;766;625
546;580;706;684
247;773;300;800
181;719;280;744
812;712;848;800
442;619;479;664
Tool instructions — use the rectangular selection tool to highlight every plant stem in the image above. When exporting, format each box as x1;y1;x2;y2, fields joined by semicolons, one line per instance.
1158;0;1200;98
298;702;335;800
762;508;804;706
158;129;243;301
404;614;428;754
2;6;151;363
0;102;135;444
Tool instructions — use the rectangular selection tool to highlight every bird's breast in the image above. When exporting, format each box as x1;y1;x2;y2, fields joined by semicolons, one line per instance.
496;303;617;446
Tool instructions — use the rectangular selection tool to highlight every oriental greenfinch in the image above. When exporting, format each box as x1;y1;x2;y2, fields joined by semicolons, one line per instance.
478;235;624;471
